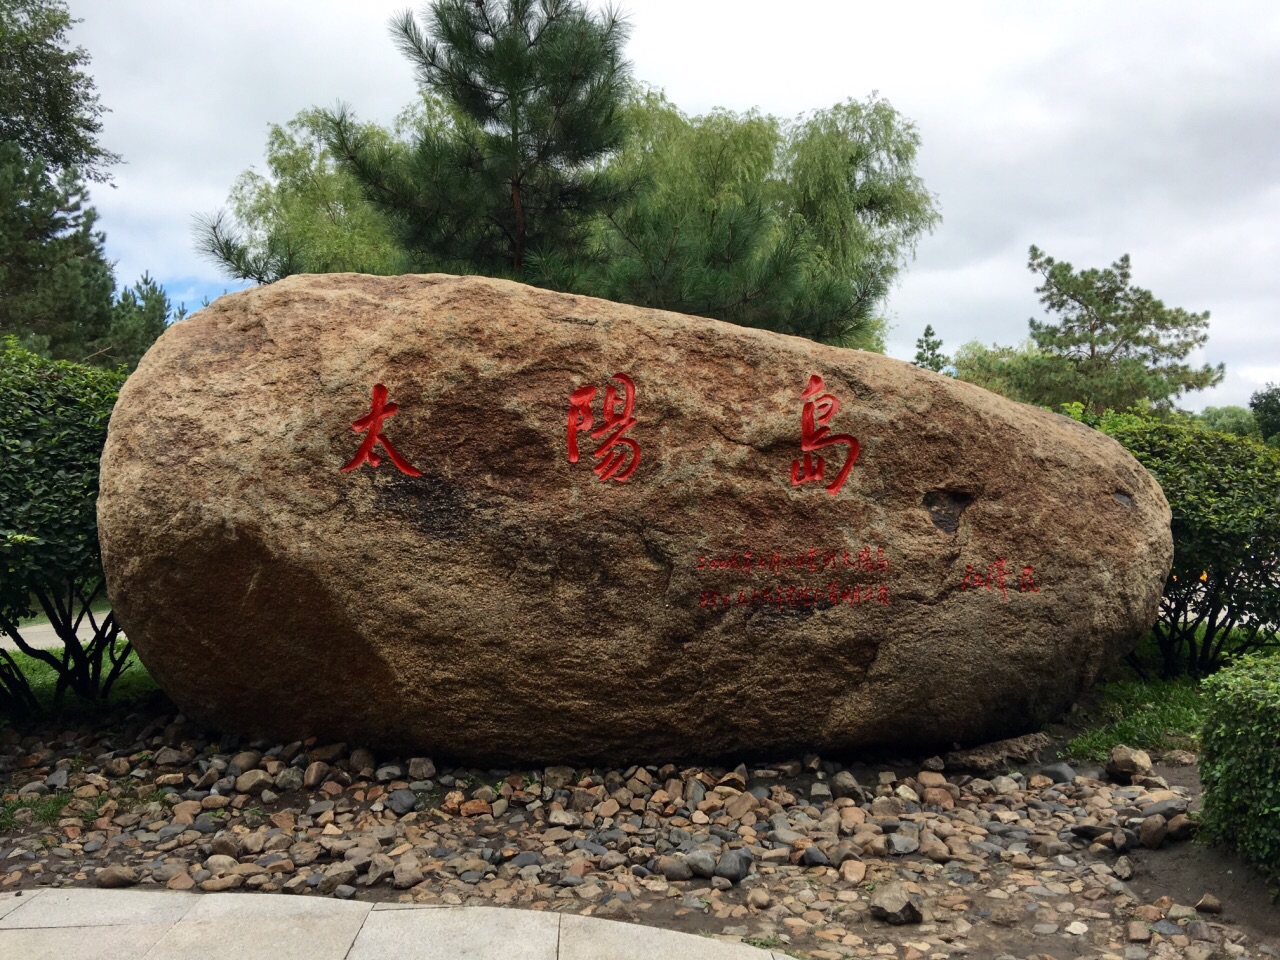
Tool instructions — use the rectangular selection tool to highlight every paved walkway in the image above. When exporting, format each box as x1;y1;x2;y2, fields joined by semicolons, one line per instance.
1;621;90;652
0;889;781;960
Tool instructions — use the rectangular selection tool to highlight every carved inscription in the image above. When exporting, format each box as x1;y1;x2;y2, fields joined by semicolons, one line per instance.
567;372;640;483
697;546;890;610
790;375;859;495
340;383;421;477
962;558;1041;599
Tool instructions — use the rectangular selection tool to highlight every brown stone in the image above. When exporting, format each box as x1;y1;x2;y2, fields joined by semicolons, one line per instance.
839;859;867;884
1106;745;1153;784
459;799;492;817
95;865;139;888
1139;814;1168;850
921;787;954;810
99;274;1172;761
166;872;196;891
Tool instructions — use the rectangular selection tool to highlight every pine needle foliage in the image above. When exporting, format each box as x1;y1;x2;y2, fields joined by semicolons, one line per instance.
323;0;635;279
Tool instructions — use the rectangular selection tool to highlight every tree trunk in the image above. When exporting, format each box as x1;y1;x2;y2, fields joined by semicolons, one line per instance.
511;179;525;277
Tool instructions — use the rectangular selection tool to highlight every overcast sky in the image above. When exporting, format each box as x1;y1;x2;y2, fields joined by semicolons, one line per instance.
69;1;1278;410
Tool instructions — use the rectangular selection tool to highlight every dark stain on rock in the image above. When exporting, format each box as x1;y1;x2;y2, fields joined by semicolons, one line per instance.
373;472;478;541
924;489;975;534
1114;491;1134;507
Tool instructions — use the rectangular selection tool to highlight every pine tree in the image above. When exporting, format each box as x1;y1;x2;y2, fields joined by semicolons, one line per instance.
0;142;116;359
322;0;633;279
913;324;949;372
1021;246;1223;413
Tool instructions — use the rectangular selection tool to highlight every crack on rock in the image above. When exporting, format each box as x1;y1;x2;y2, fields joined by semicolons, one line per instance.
923;489;975;535
709;423;771;454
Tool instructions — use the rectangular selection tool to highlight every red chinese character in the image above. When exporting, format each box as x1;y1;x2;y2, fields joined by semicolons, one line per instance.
988;558;1009;599
1020;565;1040;593
567;372;640;483
856;545;887;572
340;383;421;477
790;374;860;495
961;565;987;591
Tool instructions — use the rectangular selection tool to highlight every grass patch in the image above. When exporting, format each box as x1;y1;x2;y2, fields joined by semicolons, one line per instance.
0;793;67;832
1067;676;1207;762
2;641;158;719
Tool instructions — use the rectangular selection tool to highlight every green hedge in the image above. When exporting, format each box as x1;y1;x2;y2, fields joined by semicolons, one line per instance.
1064;405;1280;677
0;337;130;713
1199;655;1280;878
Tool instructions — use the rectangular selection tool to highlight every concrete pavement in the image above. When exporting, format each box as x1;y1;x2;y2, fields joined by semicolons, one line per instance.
0;889;784;960
1;620;105;653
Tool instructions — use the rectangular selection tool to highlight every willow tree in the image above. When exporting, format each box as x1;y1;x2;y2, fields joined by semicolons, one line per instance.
194;108;417;284
322;0;634;280
532;91;939;348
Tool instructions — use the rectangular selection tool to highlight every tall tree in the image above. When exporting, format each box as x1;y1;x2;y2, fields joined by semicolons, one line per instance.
1196;405;1259;440
98;273;172;370
0;0;173;368
323;0;634;279
0;0;120;182
1249;383;1280;443
913;324;948;372
952;340;1041;400
1019;246;1223;413
0;141;115;359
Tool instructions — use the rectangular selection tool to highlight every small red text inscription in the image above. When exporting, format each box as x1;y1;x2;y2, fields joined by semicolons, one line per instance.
340;383;421;477
791;374;859;495
962;558;1040;599
700;582;890;609
697;546;889;575
567;372;640;483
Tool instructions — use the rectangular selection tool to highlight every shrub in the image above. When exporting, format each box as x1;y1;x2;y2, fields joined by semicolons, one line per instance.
0;337;130;713
1199;655;1280;879
1069;406;1280;677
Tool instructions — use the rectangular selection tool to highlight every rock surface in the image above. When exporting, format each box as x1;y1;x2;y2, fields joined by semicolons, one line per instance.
98;274;1173;761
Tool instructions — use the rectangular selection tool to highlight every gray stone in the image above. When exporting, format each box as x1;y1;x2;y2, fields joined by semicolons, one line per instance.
888;834;920;856
1041;762;1075;783
44;768;70;790
385;789;418;816
713;849;753;884
870;881;923;924
407;758;436;780
830;770;861;799
657;856;692;881
683;849;717;878
801;845;832;867
391;858;424;889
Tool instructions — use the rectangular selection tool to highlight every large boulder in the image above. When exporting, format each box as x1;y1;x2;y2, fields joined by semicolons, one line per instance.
98;274;1172;762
